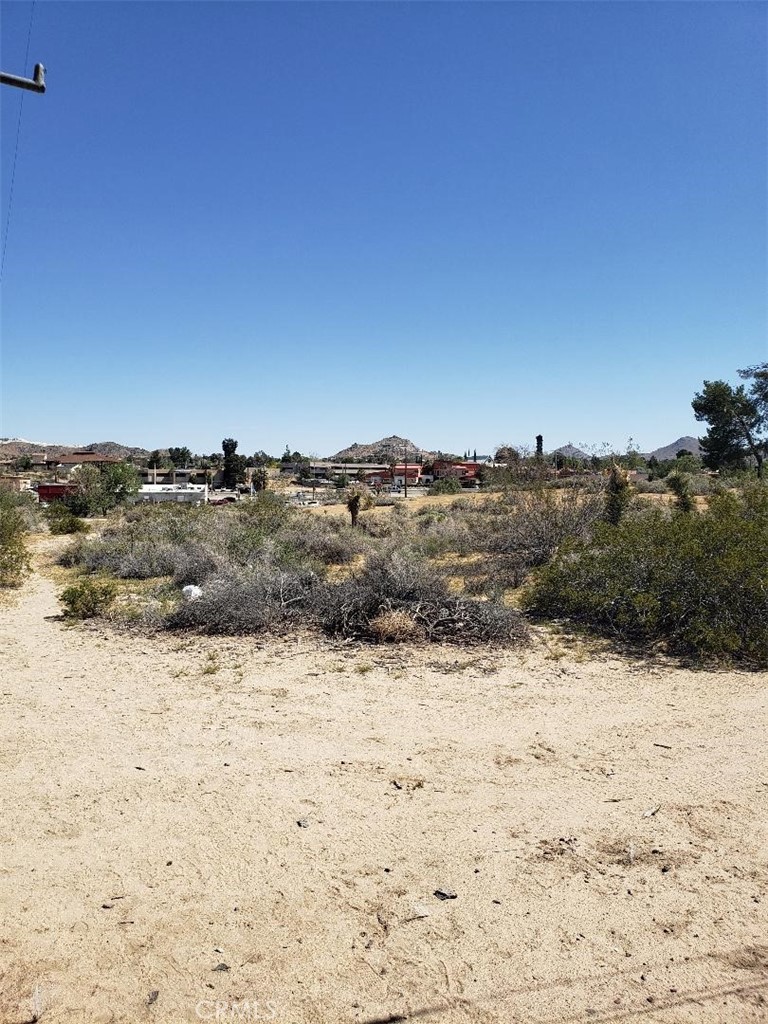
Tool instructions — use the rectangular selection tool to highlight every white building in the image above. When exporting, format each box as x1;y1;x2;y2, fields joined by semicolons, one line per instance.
134;483;208;504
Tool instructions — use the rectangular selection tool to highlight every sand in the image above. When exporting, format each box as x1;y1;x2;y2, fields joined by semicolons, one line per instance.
1;537;766;1023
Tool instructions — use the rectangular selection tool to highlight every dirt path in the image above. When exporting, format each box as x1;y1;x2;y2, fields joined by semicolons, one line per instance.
1;540;766;1023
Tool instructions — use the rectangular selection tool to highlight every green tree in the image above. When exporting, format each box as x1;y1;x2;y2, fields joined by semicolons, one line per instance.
147;450;164;469
739;362;768;415
70;462;139;515
665;471;695;514
623;437;642;471
222;438;246;489
168;446;192;467
495;445;519;466
692;379;765;478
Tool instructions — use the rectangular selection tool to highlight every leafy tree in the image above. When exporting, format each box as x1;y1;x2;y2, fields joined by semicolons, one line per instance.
295;458;312;481
495;445;519;466
168;446;192;467
739;362;768;415
13;455;33;472
251;467;268;492
623;437;642;471
70;462;139;515
693;379;765;478
222;438;246;489
535;435;544;460
147;450;165;469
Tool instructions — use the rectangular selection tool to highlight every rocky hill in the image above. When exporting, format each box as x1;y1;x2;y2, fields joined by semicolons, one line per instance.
645;436;702;461
553;444;591;461
327;435;436;462
0;439;150;461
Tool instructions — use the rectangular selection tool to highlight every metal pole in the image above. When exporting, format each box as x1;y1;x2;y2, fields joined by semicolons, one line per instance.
403;445;408;499
0;64;46;93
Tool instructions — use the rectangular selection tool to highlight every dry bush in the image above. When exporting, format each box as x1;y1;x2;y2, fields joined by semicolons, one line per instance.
277;517;367;565
368;609;424;643
165;563;319;635
317;552;528;647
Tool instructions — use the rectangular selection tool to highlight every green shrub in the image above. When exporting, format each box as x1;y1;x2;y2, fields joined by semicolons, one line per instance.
429;477;462;495
60;577;118;618
49;512;90;535
523;485;768;664
0;499;31;586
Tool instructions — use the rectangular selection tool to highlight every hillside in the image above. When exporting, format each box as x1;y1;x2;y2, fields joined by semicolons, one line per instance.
327;435;436;462
0;439;150;461
646;436;702;461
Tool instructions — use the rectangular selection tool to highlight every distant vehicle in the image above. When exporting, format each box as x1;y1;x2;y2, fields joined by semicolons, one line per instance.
209;495;237;505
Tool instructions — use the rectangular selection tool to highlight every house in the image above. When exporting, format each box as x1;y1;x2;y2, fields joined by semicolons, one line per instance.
36;482;79;503
138;467;206;486
432;461;482;485
55;450;123;469
363;465;423;488
0;475;33;493
133;483;208;505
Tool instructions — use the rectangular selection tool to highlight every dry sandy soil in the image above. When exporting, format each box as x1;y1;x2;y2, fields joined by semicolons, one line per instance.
1;537;766;1024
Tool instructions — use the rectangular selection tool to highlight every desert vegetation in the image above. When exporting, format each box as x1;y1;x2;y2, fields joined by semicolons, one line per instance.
0;490;34;587
50;473;768;665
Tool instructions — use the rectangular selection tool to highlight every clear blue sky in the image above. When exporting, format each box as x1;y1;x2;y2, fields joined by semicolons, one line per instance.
1;1;765;457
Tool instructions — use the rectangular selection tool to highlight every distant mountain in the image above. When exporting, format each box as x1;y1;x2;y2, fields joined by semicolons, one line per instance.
328;435;437;462
646;436;702;461
0;439;150;461
80;441;152;460
553;443;590;461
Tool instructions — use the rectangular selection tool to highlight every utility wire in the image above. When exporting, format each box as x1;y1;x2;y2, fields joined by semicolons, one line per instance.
1;0;37;283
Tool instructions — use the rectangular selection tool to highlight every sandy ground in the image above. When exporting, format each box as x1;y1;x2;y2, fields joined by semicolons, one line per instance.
1;538;766;1024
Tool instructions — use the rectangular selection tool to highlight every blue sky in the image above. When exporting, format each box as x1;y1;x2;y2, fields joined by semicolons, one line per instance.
1;1;765;457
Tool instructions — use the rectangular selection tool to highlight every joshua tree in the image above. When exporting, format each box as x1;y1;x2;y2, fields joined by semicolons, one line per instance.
605;463;631;525
345;483;374;527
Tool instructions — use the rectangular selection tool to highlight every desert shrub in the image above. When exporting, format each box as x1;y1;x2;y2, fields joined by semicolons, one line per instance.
165;564;319;635
635;478;669;494
476;487;604;565
368;609;424;643
604;464;632;525
49;512;90;535
429;477;462;495
236;492;293;533
665;472;695;513
171;543;223;586
75;535;179;578
277;517;365;565
414;511;473;557
523;485;768;664
0;496;31;586
317;551;528;646
60;577;117;618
